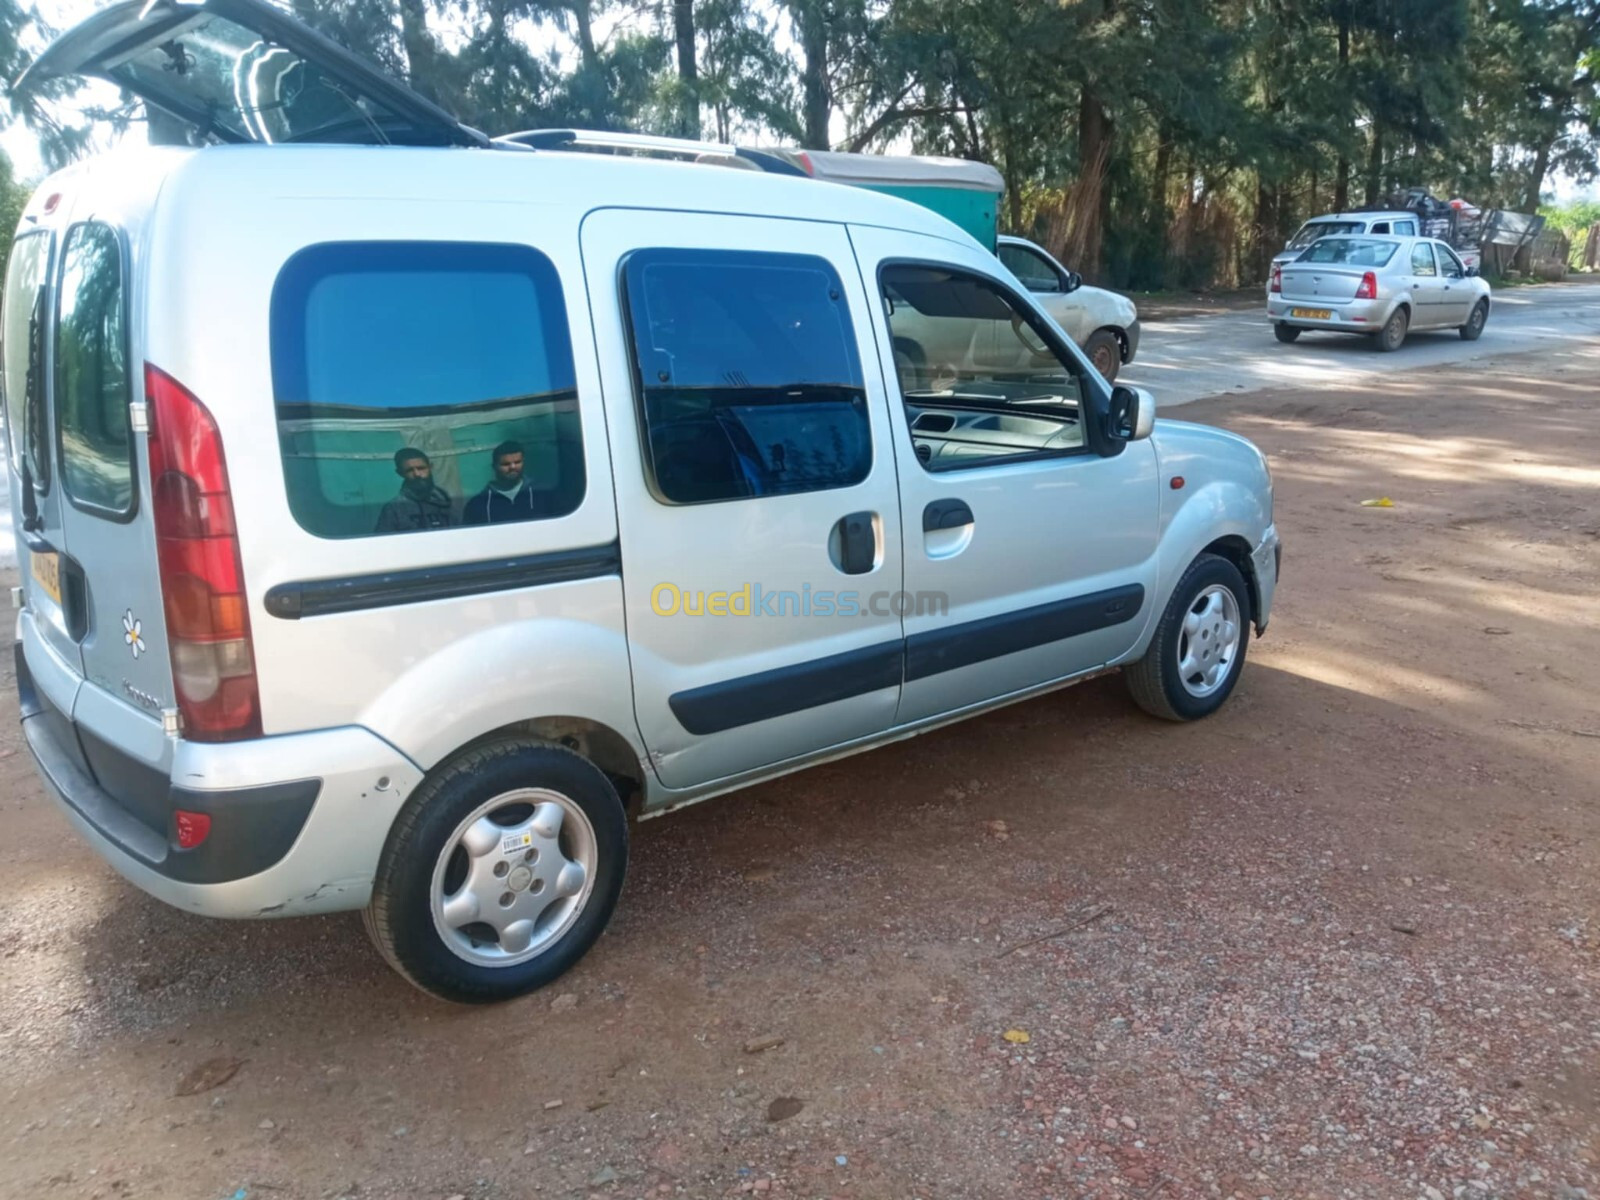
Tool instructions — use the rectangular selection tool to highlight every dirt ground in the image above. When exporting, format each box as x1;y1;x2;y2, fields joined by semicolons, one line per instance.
3;341;1599;1200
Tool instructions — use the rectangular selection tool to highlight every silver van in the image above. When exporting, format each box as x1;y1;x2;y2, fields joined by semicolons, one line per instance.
8;0;1280;1002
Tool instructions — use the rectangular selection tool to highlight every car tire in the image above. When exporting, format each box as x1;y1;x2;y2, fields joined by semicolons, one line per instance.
1376;307;1409;352
364;739;628;1004
1459;299;1488;341
1273;324;1301;344
1085;329;1122;381
1124;553;1252;722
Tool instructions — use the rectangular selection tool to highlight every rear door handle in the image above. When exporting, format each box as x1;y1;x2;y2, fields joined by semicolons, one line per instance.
923;499;974;532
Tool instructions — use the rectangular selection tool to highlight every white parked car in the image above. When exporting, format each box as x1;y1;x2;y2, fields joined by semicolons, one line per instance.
996;235;1141;381
11;0;1279;1004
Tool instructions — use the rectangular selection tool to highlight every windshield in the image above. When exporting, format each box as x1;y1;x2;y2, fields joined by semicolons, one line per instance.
1298;238;1399;267
107;11;413;144
1287;221;1364;249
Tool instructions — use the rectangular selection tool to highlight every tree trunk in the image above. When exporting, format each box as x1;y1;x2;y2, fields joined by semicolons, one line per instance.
571;1;600;72
797;2;831;150
1254;176;1274;281
1363;120;1384;206
396;0;437;96
1151;130;1172;278
1523;138;1552;213
1333;5;1350;210
1074;81;1113;282
673;0;700;139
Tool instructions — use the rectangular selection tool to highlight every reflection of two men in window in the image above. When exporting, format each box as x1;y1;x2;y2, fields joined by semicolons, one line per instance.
377;440;561;533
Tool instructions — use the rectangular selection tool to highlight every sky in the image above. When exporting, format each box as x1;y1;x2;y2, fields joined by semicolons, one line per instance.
5;0;1596;206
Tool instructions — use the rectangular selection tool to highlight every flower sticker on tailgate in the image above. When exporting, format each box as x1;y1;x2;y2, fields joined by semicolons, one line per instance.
122;609;146;659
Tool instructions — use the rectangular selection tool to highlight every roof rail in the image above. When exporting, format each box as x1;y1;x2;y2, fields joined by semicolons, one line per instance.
494;128;809;177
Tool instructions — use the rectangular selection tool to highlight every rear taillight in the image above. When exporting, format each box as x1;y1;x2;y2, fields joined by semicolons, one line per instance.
1354;271;1377;300
145;364;261;742
1270;264;1282;293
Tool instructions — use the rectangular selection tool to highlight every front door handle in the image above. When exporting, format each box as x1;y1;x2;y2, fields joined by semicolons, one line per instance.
923;498;974;532
833;511;877;575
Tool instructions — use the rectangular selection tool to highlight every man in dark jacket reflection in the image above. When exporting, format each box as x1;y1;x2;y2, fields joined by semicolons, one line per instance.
375;447;456;533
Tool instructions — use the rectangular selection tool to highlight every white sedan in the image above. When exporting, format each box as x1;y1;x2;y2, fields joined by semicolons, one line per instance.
1267;235;1491;351
997;235;1141;380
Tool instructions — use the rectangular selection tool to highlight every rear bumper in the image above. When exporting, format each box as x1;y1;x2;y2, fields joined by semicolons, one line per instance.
18;643;423;918
1123;319;1141;363
1266;298;1387;332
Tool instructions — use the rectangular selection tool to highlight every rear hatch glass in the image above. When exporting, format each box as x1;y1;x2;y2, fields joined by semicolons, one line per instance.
15;0;484;147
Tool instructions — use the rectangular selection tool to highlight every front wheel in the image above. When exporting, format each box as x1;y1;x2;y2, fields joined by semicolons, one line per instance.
1084;329;1122;381
1273;323;1301;344
364;740;628;1003
1124;553;1252;721
1459;299;1488;341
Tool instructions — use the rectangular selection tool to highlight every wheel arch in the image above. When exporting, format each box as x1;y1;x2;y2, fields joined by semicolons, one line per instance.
1095;323;1132;361
449;716;648;814
358;615;650;808
1200;534;1263;633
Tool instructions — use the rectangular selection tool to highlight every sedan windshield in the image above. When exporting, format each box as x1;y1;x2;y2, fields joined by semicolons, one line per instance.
1298;238;1399;267
1287;221;1364;249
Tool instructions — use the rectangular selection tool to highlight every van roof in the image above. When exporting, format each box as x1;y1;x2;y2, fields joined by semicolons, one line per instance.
30;141;982;248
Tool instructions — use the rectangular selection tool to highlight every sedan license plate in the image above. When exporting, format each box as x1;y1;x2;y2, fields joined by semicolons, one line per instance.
30;550;61;606
1290;307;1332;320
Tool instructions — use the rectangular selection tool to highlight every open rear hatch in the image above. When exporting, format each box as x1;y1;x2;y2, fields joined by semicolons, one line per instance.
15;0;486;147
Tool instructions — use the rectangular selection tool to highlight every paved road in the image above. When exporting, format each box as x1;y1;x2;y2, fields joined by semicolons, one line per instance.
1123;280;1600;408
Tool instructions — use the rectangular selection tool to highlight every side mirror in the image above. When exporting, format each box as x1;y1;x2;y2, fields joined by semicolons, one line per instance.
1284;239;1293;251
1063;270;1083;293
1107;385;1155;442
1464;265;1479;277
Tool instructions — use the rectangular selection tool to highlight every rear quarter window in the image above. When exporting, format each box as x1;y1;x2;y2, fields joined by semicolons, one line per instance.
2;231;53;486
56;222;135;516
270;242;583;539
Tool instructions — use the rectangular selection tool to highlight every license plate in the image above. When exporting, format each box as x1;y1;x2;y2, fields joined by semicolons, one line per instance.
30;550;61;606
1290;307;1332;320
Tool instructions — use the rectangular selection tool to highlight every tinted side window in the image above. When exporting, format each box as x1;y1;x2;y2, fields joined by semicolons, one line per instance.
882;264;1086;472
2;232;52;486
622;249;871;505
997;243;1060;291
271;242;583;539
57;223;134;515
1411;243;1437;276
1396;220;1417;236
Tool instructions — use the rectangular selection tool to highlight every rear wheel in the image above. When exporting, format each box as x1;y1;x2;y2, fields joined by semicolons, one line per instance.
364;740;628;1003
1459;299;1488;341
1273;323;1301;344
1124;553;1251;722
1376;307;1409;352
1085;329;1122;381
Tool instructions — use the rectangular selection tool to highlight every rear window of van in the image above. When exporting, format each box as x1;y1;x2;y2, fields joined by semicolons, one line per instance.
270;242;583;539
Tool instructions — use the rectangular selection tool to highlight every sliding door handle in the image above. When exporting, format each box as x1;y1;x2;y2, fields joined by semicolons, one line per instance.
832;511;877;575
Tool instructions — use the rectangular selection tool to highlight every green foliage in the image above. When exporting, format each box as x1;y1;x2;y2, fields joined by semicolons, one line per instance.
0;149;31;280
4;0;1598;289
